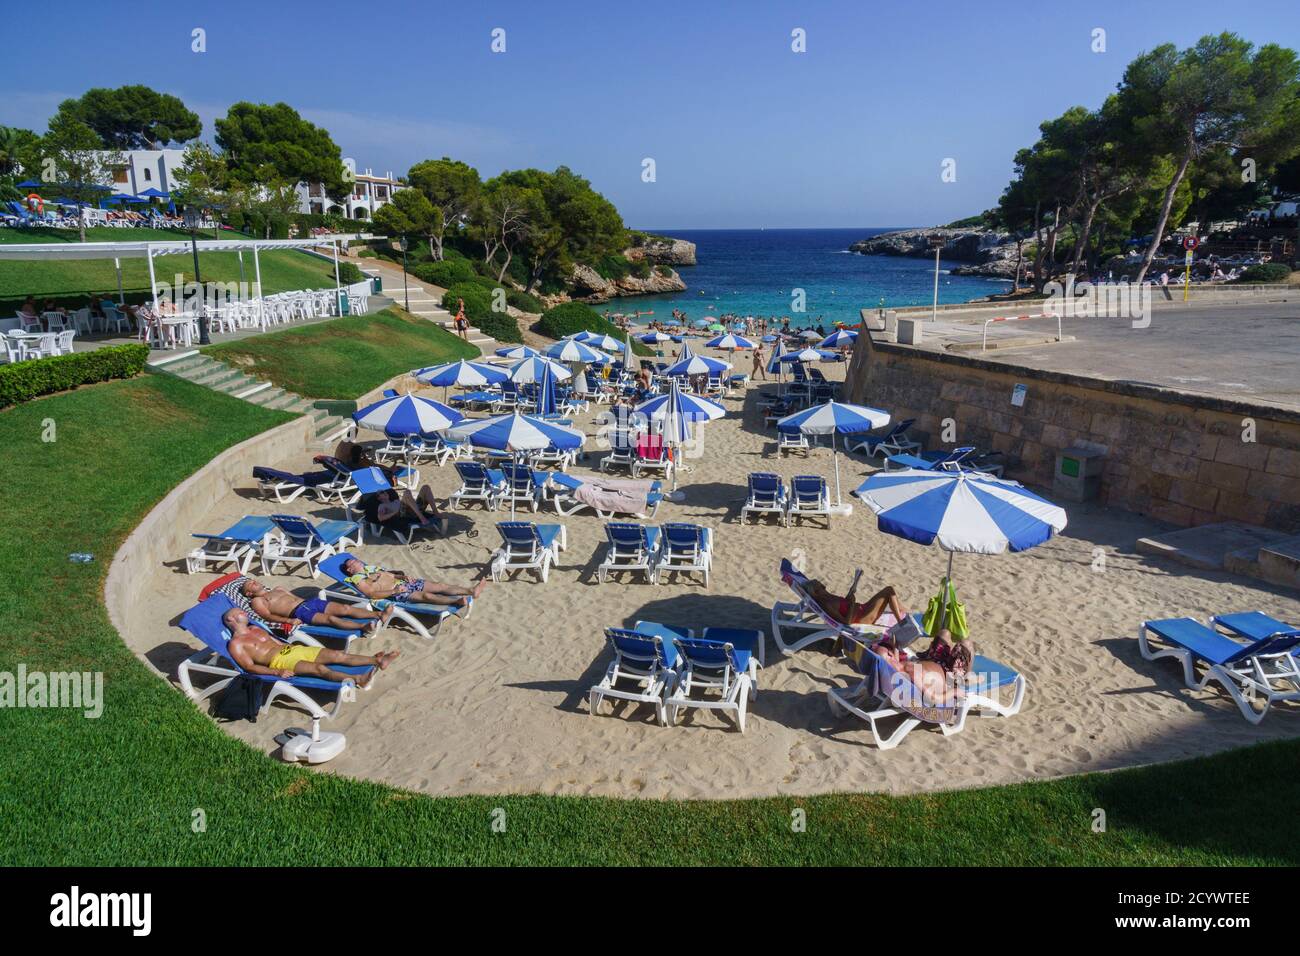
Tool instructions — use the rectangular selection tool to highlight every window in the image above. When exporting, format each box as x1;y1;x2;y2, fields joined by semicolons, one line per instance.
113;168;129;184
144;169;152;181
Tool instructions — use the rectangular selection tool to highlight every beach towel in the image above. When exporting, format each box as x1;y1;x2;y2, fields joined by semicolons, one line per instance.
574;477;657;515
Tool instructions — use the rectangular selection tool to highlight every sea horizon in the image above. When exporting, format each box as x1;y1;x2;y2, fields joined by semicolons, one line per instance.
613;226;1010;327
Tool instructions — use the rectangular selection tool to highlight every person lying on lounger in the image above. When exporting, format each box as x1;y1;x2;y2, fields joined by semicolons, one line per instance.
920;628;973;678
875;633;964;707
222;608;398;686
340;558;486;608
807;571;908;628
364;485;449;538
240;580;391;632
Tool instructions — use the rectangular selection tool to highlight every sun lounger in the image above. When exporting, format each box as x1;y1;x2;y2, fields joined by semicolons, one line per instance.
741;472;787;525
549;473;663;518
187;516;277;574
665;629;762;732
490;521;567;583
176;594;372;761
777;425;810;456
262;514;362;578
598;523;661;583
770;557;898;655
589;626;681;726
251;466;337;504
847;419;920;458
316;552;468;641
787;474;831;528
198;572;367;651
1138;617;1300;723
884;446;1005;477
654;523;713;587
348;467;444;545
599;428;638;474
499;461;548;513
632;434;674;481
826;631;1025;749
449;461;507;510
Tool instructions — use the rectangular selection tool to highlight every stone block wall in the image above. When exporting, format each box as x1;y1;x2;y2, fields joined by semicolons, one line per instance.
846;335;1300;531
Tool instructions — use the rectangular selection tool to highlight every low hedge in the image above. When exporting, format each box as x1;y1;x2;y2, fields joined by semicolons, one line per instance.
537;302;650;355
507;290;546;314
0;343;149;408
440;282;522;343
1238;263;1292;283
409;259;478;288
337;262;366;285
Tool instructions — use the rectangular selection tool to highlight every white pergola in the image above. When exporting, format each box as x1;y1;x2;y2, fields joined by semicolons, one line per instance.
0;233;370;329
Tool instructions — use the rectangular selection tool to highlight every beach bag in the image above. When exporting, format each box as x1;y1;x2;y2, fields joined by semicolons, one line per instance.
922;579;969;640
213;675;262;723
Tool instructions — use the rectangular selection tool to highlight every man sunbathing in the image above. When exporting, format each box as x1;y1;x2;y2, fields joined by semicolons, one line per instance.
340;558;486;608
807;570;908;628
240;579;390;632
367;485;449;537
222;609;398;686
875;632;967;708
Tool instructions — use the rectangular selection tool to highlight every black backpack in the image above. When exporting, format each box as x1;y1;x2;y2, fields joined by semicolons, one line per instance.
213;675;263;722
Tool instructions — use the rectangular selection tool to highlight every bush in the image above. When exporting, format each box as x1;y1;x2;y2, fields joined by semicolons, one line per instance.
476;310;523;344
591;254;632;281
1239;263;1292;283
655;264;673;277
0;344;149;409
507;290;545;314
537;302;650;355
440;282;522;343
409;259;477;288
336;262;366;285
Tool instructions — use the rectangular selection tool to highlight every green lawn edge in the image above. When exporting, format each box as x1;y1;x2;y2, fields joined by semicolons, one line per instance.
2;371;1298;866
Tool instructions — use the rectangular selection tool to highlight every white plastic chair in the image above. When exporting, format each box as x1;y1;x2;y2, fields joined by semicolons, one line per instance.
54;330;77;356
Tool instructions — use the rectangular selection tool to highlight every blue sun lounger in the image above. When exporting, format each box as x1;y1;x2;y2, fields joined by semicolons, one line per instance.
665;630;762;733
186;516;277;574
654;523;713;588
317;552;469;641
450;461;506;510
490;521;567;582
741;472;787;525
1139;617;1300;724
848;419;920;458
175;594;373;758
589;626;681;726
251;466;337;503
263;514;362;578
598;523;661;583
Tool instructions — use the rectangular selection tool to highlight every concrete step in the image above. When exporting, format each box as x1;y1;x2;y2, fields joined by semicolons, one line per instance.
1257;538;1300;590
214;374;258;395
147;348;200;369
186;365;246;389
1139;522;1291;572
233;381;275;401
244;386;285;406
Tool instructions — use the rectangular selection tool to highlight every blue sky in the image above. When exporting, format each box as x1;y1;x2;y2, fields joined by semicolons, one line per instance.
3;0;1298;229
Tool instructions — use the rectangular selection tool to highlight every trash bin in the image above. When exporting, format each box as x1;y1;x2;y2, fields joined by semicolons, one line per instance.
339;292;351;316
1054;445;1103;502
371;275;382;294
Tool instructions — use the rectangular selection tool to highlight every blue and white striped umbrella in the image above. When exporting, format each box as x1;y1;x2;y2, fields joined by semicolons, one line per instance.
509;356;572;383
799;329;823;340
853;468;1068;631
777;348;836;363
705;332;756;350
820;329;858;349
664;354;732;376
634;380;722;490
446;410;584;452
496;345;540;360
638;331;671;344
677;339;696;361
413;359;509;388
777;401;890;506
576;332;622;351
545;338;606;363
352;393;464;438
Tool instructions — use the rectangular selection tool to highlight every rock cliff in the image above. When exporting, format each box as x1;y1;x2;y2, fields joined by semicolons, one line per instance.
850;227;1021;278
568;263;687;303
625;236;697;267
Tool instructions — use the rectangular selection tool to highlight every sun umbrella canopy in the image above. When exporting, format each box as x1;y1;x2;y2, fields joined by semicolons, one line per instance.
705;332;756;349
664;354;732;376
137;187;169;198
544;338;606;363
352;393;464;438
575;331;622;351
413;359;509;388
509;356;572;383
496;345;540;359
799;329;822;340
446;410;584;452
778;348;836;363
635;387;726;425
677;340;697;361
692;318;712;328
853;469;1068;554
777;401;889;436
638;331;671;344
820;329;858;349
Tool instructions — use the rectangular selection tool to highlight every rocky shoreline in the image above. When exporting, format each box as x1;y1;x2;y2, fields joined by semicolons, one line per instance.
850;227;1021;279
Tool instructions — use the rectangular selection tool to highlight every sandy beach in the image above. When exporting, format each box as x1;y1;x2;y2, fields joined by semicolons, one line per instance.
126;361;1300;800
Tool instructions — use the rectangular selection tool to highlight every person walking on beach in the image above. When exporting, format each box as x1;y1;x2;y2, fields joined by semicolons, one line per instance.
752;344;766;380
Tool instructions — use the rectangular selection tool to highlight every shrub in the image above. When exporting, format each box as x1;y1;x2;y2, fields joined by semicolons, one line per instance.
336;262;366;285
1239;263;1292;283
591;254;632;280
630;260;652;279
409;259;477;288
476;310;523;344
655;264;673;277
440;282;522;343
537;302;650;355
0;344;149;409
507;290;545;313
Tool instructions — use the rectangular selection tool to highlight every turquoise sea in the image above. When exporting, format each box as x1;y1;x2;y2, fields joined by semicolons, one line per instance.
617;227;1011;328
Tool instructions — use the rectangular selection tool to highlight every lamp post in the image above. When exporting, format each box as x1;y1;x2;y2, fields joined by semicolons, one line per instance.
399;235;410;311
184;205;210;345
928;234;945;323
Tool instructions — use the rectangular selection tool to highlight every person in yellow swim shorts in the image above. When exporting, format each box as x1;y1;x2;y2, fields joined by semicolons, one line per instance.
222;609;399;687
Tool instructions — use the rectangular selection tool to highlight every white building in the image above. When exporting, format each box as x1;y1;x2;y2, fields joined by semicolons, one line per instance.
106;149;188;196
296;163;402;220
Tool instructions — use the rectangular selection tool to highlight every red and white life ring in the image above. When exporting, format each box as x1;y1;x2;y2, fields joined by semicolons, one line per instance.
26;193;44;214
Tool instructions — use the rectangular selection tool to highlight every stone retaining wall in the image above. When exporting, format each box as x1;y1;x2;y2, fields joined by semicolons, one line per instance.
846;335;1300;531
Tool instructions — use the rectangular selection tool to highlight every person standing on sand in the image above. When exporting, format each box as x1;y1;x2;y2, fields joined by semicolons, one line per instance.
752;344;766;380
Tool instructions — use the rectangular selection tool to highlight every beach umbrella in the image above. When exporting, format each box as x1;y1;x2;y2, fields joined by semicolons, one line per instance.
623;328;636;370
138;187;169;199
537;360;558;417
446;410;585;518
777;401;890;508
677;339;696;361
352;393;463;438
761;334;781;343
853;469;1068;629
17;179;40;189
664;354;732;377
545;338;605;363
705;332;756;350
692;318;711;328
778;348;836;364
576;331;622;351
799;329;822;340
767;338;787;379
638;331;671;344
708;322;725;332
413;359;508;401
509;356;572;383
635;380;724;492
496;345;539;360
820;329;858;349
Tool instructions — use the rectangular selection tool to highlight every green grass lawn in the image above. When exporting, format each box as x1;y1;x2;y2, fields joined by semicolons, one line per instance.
2;372;1300;865
0;225;347;317
203;308;479;399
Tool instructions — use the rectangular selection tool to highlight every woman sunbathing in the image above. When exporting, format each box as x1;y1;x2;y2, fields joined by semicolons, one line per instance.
807;570;908;628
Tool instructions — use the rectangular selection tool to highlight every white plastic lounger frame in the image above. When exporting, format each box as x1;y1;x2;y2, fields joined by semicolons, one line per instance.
786;476;831;529
665;636;759;733
490;522;568;583
589;628;679;726
597;524;660;584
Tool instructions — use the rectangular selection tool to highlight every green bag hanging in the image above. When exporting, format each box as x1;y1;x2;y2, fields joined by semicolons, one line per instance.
922;579;970;640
